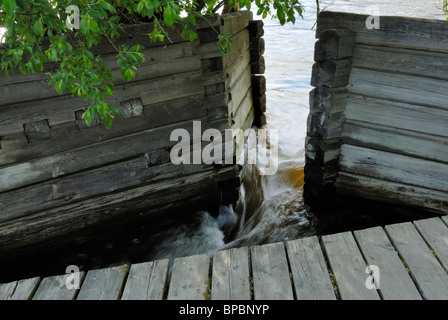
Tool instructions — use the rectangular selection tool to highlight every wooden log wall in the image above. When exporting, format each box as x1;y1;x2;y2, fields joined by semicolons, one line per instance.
305;12;448;214
0;11;266;254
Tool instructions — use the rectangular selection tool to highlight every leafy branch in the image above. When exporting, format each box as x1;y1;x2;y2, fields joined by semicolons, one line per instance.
0;0;304;128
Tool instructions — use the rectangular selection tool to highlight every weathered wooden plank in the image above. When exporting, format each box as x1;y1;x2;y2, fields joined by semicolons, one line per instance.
311;59;352;88
309;86;348;114
314;29;355;60
0;157;150;222
225;49;251;90
76;265;129;300
336;172;448;214
227;64;252;116
0;41;198;87
251;242;294;300
443;216;448;226
414;218;448;273
0;69;203;138
345;94;448;138
348;68;448;110
0;109;206;167
354;227;422;300
250;55;265;75
341;120;448;164
121;259;169;300
0;167;229;252
339;144;448;192
167;253;211;300
307;111;345;140
352;44;448;81
316;11;448;52
0;155;220;224
200;29;251;70
211;247;251;300
385;222;448;300
230;89;253;132
285;236;336;300
32;272;86;300
0;277;40;300
305;136;341;167
321;232;380;300
219;10;253;36
231;106;255;162
0;51;201;109
247;19;264;39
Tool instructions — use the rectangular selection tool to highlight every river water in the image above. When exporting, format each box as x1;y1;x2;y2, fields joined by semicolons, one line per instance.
140;0;446;262
0;0;446;282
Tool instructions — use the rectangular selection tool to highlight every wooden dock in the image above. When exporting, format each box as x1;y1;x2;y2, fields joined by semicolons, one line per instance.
1;216;447;300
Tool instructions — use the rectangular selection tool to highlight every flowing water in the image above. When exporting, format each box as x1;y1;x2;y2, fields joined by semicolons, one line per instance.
142;0;447;263
0;0;446;282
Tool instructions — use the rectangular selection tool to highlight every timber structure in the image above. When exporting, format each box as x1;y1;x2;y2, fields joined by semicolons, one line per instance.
305;12;448;215
0;11;266;254
1;216;448;300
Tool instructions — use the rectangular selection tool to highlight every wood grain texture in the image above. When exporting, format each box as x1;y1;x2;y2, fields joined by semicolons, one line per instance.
32;272;86;300
336;172;448;214
77;265;129;300
0;277;40;300
167;253;211;300
348;67;448;109
251;242;294;300
385;222;448;300
341;120;448;164
316;11;448;52
322;232;380;300
121;259;170;300
339;144;448;192
354;227;422;300
211;247;251;300
414;218;448;273
285;236;336;300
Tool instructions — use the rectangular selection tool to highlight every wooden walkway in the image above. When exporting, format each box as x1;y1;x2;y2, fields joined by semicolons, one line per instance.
1;216;448;300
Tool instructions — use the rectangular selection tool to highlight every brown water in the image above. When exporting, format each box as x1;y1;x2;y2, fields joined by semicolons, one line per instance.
143;0;447;261
0;0;445;283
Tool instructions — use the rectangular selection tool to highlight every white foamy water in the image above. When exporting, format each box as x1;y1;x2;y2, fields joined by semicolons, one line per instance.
146;0;447;262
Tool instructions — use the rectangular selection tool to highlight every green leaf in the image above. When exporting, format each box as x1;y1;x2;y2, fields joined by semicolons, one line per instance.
164;8;176;26
33;19;44;36
105;113;114;128
277;7;286;25
55;80;63;94
87;18;100;33
3;0;17;16
121;68;135;81
137;1;144;13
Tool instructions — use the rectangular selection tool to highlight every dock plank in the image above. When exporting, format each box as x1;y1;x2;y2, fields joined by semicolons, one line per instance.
414;218;448;273
211;247;251;300
354;226;422;300
167;253;211;300
285;236;336;300
251;242;294;300
76;265;129;300
121;259;169;300
385;222;448;300
322;231;380;300
32;272;86;300
0;277;40;300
